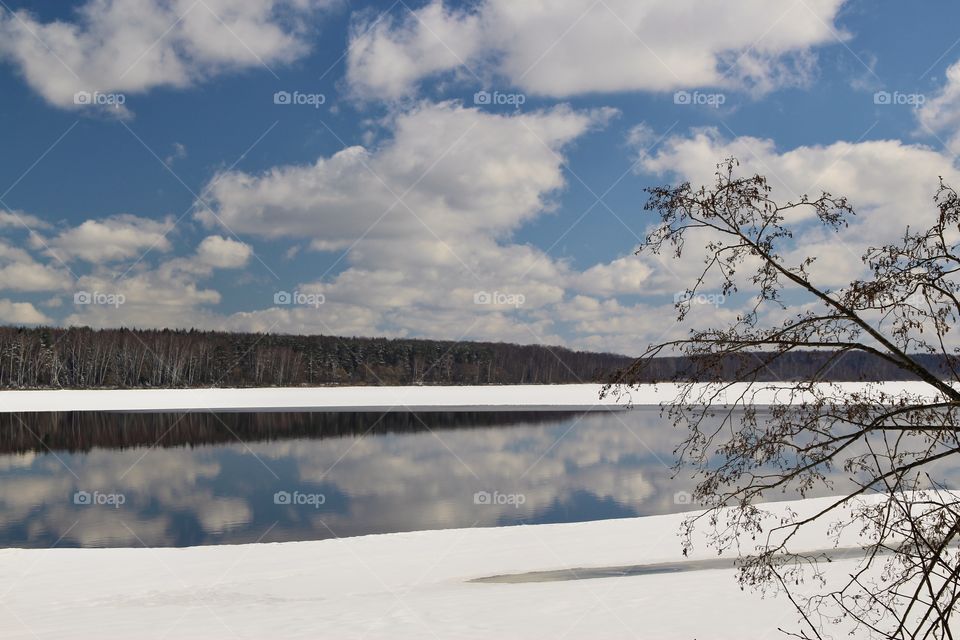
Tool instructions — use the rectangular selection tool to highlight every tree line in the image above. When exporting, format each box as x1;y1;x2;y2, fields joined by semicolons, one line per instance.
0;326;632;388
0;325;951;390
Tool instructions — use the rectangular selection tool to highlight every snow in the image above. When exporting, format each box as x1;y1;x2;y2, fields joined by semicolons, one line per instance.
0;381;944;413
0;496;880;639
0;384;942;637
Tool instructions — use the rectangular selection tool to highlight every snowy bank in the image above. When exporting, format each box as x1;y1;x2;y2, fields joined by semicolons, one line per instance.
0;381;944;413
0;496;880;639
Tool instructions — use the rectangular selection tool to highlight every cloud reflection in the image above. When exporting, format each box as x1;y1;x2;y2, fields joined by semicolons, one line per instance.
0;409;887;548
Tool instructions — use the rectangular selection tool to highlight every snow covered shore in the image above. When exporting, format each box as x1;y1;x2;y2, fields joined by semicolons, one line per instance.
0;496;874;639
0;381;943;413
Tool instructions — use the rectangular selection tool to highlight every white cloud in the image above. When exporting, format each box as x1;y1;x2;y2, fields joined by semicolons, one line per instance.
15;119;957;357
628;127;960;338
0;241;71;292
164;142;187;166
556;293;740;355
0;219;256;331
200;102;615;241
0;0;330;110
0;210;51;230
197;101;617;343
64;235;251;329
193;235;252;270
347;2;485;100
43;214;172;264
35;115;960;356
194;104;955;354
572;256;652;297
917;59;960;152
347;0;848;100
0;299;51;324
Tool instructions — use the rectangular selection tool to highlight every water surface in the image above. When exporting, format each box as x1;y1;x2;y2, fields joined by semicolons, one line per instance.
0;408;794;547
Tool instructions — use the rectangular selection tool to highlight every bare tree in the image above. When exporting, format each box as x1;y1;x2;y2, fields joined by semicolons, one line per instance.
606;159;960;639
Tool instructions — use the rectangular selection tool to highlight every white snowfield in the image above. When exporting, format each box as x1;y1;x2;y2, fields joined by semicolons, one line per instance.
0;381;945;413
0;496;881;639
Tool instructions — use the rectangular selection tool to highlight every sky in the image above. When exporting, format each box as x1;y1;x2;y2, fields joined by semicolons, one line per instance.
1;0;960;356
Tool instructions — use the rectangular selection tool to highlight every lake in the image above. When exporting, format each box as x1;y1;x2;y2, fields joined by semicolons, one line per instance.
0;409;712;547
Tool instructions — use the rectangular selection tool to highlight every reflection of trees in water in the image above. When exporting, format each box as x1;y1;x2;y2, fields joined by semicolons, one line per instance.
0;411;584;453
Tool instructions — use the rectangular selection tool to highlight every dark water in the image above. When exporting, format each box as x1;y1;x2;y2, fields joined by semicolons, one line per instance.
470;547;875;583
0;409;701;548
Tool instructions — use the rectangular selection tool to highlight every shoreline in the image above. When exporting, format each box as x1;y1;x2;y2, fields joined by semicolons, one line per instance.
0;381;942;413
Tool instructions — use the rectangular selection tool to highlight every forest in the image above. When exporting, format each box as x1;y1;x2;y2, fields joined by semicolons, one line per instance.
0;326;631;388
0;326;952;389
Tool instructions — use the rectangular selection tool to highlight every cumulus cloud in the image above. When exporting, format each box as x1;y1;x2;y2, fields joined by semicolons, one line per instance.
575;125;960;354
0;0;330;110
555;293;740;355
0;213;253;332
19;116;957;355
41;214;173;264
64;235;252;329
192;235;252;270
197;101;619;342
347;1;485;101
0;299;51;324
13;118;957;356
192;103;960;353
346;0;848;100
200;102;615;241
917;59;960;152
571;256;652;297
0;241;71;292
0;210;51;230
633;127;960;287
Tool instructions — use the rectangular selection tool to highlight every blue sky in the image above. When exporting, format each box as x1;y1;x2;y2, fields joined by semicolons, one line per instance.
1;0;960;354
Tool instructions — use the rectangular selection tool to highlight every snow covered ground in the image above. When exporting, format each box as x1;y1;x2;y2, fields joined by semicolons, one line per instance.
0;380;943;413
0;385;937;638
0;496;874;639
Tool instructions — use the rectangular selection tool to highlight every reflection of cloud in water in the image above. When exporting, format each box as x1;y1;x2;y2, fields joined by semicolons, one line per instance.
254;412;672;537
1;409;934;548
0;447;253;547
0;452;38;472
0;411;696;546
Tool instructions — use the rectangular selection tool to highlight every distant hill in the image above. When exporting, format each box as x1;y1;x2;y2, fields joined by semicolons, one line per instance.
0;326;952;389
627;351;960;384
